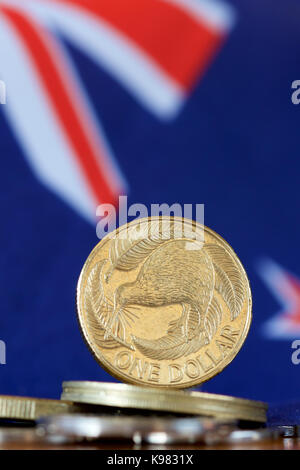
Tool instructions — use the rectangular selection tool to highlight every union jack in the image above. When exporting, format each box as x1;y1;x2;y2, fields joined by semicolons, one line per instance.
0;0;235;221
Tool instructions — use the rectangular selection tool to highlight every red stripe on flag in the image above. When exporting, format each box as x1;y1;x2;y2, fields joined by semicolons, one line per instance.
51;0;225;89
1;6;119;208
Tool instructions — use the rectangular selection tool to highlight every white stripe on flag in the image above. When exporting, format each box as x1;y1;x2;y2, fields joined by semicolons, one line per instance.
0;14;97;222
162;0;236;31
0;0;185;118
257;258;296;306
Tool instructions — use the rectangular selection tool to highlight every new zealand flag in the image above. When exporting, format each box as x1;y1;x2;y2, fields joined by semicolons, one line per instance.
0;0;300;408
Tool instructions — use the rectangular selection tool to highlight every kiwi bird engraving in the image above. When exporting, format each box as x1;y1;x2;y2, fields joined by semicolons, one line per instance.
103;238;245;360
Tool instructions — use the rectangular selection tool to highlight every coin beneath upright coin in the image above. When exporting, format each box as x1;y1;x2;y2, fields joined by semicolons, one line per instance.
61;382;267;423
77;217;252;388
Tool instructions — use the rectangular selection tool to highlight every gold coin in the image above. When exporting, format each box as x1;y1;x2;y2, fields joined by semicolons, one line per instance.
0;395;82;421
61;382;267;423
77;217;252;389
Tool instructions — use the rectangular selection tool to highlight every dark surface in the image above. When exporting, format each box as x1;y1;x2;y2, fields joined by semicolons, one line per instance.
0;434;299;451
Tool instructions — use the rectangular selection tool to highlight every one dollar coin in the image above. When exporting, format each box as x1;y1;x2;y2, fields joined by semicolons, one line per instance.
77;217;252;389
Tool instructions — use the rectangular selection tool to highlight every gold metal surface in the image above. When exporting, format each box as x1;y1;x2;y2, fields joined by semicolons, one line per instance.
77;217;252;388
0;395;81;421
61;382;267;423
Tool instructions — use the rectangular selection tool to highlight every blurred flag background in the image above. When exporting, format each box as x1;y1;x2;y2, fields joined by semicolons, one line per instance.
0;0;300;404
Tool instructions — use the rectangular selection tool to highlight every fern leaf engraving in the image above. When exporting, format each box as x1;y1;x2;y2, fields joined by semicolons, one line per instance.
85;260;133;350
204;244;245;320
106;220;195;281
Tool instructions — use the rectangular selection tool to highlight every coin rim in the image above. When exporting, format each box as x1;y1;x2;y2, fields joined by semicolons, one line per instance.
76;216;252;389
0;395;76;420
61;381;267;423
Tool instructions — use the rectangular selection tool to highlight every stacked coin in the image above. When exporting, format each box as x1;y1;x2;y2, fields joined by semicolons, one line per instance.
61;381;267;424
0;218;273;446
0;395;83;421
